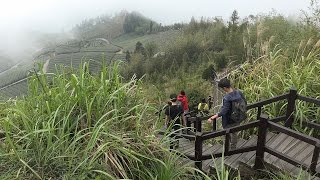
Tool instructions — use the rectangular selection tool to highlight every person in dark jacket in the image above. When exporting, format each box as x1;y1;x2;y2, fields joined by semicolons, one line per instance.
165;93;183;148
165;94;183;131
208;78;247;150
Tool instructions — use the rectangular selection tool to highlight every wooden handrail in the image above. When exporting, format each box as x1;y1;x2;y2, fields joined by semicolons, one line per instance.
268;121;320;145
202;120;259;140
269;115;286;123
201;145;257;160
247;93;289;109
297;95;320;106
302;120;320;130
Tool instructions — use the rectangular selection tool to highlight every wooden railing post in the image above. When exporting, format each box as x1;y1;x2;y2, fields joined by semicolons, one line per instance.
284;88;297;128
224;129;230;155
212;118;217;131
254;114;269;169
257;106;262;120
186;115;191;128
195;132;203;171
310;142;320;174
195;116;202;132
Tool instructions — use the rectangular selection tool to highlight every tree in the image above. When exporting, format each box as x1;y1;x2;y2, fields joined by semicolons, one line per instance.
202;64;217;81
149;21;153;33
214;52;228;71
230;10;240;26
145;42;158;58
125;50;131;62
134;41;146;56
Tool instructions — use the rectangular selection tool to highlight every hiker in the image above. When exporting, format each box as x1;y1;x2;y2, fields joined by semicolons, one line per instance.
165;94;183;148
165;94;183;131
207;78;247;150
177;90;189;126
197;98;209;116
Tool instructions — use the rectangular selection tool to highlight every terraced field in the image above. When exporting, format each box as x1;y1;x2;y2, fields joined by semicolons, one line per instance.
80;44;120;53
112;30;181;51
0;62;39;88
0;79;28;100
55;45;80;54
0;55;15;73
0;38;126;100
47;51;124;73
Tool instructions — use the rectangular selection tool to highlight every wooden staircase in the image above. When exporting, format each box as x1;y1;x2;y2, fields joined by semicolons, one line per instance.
171;131;320;178
159;88;320;179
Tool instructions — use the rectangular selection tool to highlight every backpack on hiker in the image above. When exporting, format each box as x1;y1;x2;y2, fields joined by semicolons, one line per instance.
176;100;183;107
230;95;247;123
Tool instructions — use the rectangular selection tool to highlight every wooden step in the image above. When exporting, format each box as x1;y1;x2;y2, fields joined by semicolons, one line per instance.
208;138;246;173
240;131;277;167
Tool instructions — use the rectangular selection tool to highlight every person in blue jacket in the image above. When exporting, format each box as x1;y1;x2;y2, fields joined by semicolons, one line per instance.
208;78;247;150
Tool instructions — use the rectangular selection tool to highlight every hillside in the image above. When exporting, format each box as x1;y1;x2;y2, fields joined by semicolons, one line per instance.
0;38;126;100
0;55;15;73
112;30;181;51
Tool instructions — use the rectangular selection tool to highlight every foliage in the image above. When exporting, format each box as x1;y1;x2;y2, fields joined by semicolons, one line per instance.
202;64;216;81
123;11;157;35
229;40;320;133
0;62;200;179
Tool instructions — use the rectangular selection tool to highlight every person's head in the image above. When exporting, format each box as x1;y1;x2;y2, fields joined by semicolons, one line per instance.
169;93;177;102
201;98;206;103
180;90;185;96
218;78;232;92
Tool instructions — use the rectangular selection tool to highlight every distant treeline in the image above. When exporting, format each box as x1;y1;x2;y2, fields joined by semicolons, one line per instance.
72;11;185;40
123;8;320;83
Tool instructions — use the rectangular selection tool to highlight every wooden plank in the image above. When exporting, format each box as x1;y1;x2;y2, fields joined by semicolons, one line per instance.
289;143;314;174
224;138;247;167
265;135;296;164
290;152;313;175
274;139;309;174
264;133;289;161
206;139;247;173
229;135;258;169
179;138;194;148
245;132;278;167
202;143;223;172
179;140;196;156
269;121;319;145
203;144;224;172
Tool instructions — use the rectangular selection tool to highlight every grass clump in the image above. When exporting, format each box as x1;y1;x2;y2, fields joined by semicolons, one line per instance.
229;40;320;132
0;62;199;179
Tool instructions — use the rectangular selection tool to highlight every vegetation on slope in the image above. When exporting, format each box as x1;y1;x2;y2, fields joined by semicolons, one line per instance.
229;39;320;133
0;62;206;179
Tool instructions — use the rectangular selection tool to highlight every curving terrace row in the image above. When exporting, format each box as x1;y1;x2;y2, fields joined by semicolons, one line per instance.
0;38;126;100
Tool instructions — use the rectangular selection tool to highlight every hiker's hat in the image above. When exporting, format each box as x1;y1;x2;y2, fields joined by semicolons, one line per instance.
170;94;177;101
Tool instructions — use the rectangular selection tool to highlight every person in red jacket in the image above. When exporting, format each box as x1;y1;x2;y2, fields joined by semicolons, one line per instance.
177;90;189;126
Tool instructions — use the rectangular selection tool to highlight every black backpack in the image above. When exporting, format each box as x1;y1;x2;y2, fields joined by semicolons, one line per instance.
230;95;247;123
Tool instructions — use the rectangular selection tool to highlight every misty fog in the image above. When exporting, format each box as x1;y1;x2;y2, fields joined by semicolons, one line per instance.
0;0;309;62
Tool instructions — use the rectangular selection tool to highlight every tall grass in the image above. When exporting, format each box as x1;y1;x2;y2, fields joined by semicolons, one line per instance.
0;62;199;179
229;39;320;132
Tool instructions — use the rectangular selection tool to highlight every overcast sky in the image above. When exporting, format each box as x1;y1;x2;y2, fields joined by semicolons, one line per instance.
0;0;311;58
